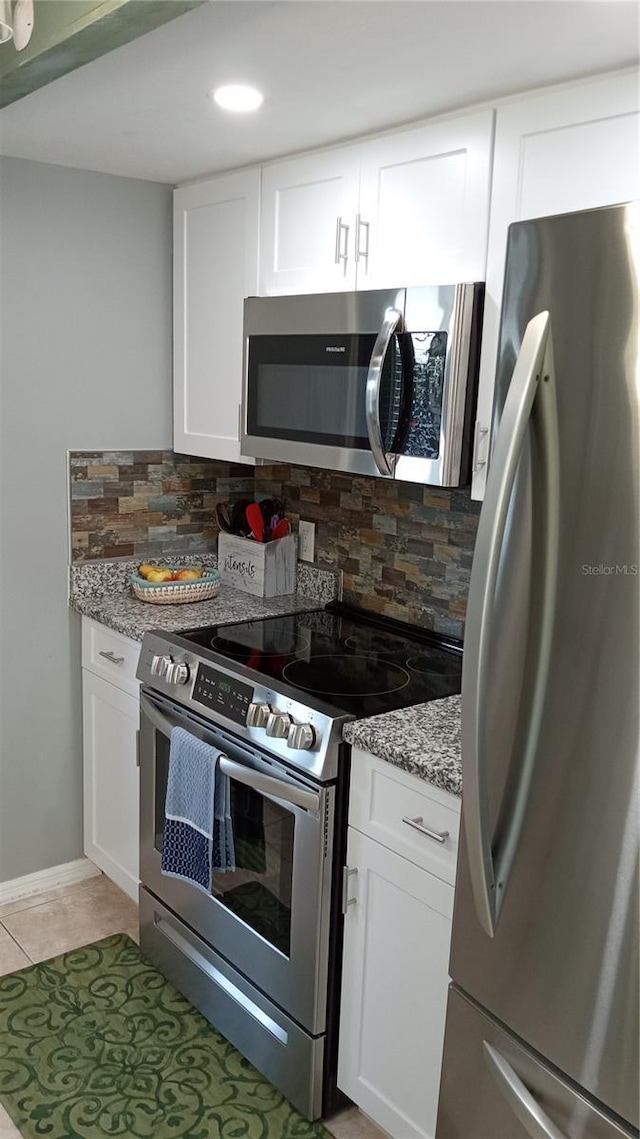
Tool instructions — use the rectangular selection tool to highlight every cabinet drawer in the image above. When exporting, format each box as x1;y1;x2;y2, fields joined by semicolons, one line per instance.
349;748;460;884
82;617;140;696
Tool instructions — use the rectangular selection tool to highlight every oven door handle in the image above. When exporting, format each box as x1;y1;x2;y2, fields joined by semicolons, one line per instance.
218;757;320;814
140;693;183;736
140;694;321;814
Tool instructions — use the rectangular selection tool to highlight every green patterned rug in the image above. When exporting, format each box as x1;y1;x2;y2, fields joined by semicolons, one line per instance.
0;933;330;1138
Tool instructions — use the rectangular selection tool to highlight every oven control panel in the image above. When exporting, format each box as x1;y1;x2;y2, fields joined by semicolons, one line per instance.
192;664;254;725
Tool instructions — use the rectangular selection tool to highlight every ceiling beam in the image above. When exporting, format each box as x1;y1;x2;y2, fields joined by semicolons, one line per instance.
0;0;205;109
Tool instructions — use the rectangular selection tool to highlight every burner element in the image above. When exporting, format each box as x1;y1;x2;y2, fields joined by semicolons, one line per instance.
407;650;461;676
343;634;407;657
209;630;309;659
283;654;410;698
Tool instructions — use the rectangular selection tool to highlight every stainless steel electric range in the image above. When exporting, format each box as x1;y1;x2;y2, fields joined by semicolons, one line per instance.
137;602;462;1120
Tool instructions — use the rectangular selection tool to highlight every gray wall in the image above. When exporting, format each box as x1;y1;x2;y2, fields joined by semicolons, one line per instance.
0;156;172;883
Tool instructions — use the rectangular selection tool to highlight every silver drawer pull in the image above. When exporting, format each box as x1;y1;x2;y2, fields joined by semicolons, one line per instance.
99;650;125;665
342;865;358;914
402;816;449;844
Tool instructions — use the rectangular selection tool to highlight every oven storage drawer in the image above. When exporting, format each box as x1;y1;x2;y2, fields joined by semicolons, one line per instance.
82;617;140;697
349;748;460;884
140;888;325;1121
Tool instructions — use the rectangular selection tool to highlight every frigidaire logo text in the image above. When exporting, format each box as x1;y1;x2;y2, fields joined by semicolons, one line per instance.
325;346;346;353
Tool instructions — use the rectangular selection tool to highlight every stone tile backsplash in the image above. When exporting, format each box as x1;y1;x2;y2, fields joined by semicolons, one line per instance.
254;465;480;638
69;451;479;637
69;451;254;561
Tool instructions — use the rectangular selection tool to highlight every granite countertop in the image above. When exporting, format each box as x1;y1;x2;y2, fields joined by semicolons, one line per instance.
343;695;462;796
69;556;340;641
72;587;332;641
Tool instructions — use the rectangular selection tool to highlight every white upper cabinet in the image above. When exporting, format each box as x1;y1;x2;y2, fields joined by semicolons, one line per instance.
259;147;361;294
357;111;494;289
173;169;260;463
471;70;640;499
259;110;494;296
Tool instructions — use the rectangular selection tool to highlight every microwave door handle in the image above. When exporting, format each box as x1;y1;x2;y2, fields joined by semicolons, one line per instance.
218;758;320;814
391;330;416;456
366;307;403;476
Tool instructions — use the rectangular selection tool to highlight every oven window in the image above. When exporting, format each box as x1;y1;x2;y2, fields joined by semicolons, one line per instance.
214;785;293;957
154;734;293;957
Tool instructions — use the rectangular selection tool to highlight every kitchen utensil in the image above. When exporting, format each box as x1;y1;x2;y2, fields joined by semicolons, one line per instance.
271;518;291;540
246;502;266;542
258;497;285;539
215;503;233;533
229;499;254;537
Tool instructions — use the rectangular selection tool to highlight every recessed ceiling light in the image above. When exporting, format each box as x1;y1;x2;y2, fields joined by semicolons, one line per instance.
211;85;263;113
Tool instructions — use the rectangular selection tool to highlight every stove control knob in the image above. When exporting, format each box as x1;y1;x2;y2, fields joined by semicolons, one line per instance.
247;702;272;728
151;654;171;678
266;711;292;739
167;661;190;686
287;722;316;751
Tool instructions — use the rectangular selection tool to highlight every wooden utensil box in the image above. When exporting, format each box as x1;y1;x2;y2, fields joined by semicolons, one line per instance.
217;532;297;597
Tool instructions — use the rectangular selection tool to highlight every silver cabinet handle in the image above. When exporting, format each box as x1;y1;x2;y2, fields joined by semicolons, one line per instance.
365;306;402;477
355;213;370;267
334;216;349;271
462;312;559;939
99;650;124;665
342;865;357;913
402;815;449;844
472;420;489;473
483;1042;568;1139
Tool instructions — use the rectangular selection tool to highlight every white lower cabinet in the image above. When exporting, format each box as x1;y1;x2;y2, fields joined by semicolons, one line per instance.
338;751;460;1139
81;619;140;901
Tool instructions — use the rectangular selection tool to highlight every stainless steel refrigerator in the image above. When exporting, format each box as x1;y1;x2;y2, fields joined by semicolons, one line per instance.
436;203;639;1139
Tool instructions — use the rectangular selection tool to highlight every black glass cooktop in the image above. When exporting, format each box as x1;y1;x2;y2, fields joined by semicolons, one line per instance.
179;602;462;720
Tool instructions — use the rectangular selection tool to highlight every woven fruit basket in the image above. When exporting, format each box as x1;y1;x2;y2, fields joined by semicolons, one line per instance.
131;567;220;605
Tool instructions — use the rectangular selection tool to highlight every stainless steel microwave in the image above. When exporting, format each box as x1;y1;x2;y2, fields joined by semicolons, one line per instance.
241;284;484;486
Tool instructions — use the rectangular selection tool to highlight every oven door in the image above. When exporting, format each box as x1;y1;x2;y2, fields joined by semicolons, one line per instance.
139;690;334;1034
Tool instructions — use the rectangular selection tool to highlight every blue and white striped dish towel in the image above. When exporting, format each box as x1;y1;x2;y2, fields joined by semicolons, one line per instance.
161;726;236;892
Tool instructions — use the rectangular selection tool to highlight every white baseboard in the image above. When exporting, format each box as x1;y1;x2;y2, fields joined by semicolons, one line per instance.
0;858;102;906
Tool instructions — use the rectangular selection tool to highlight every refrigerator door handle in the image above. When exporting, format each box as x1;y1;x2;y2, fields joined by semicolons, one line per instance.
483;1042;568;1139
462;311;559;938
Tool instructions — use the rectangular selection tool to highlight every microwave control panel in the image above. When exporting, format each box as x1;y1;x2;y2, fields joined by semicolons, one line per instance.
192;664;253;725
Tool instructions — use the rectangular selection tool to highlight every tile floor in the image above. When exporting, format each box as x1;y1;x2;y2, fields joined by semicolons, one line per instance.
0;874;386;1139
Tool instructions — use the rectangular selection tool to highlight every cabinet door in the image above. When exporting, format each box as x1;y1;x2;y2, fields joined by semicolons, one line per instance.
173;169;259;462
357;111;494;290
338;827;454;1139
82;670;139;902
471;70;640;499
260;148;361;294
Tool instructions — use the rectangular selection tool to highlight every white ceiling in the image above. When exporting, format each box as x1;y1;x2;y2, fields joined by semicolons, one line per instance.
0;1;637;185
